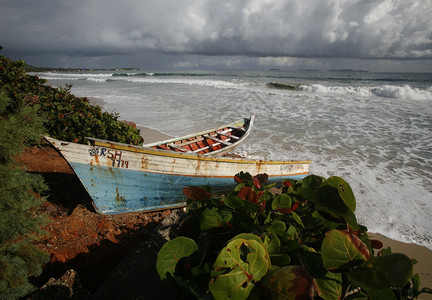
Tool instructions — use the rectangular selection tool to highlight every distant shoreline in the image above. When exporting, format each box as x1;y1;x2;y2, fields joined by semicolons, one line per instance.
24;64;140;73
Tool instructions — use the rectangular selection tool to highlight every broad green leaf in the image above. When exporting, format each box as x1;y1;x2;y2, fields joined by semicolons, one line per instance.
301;174;325;189
344;210;359;231
316;185;351;216
209;236;270;300
267;220;287;236
261;266;314;299
297;186;317;201
321;230;370;271
287;225;297;239
270;254;291;266
314;272;343;300
363;288;397;299
156;237;198;280
347;253;413;289
224;195;258;213
200;207;232;230
233;233;268;249
263;232;280;254
292;211;305;228
321;176;356;211
271;193;292;210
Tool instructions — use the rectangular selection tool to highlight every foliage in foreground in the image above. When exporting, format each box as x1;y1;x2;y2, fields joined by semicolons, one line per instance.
0;50;143;144
0;92;49;299
157;173;432;299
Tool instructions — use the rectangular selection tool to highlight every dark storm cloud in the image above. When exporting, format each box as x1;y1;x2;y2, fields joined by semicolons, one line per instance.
1;0;431;69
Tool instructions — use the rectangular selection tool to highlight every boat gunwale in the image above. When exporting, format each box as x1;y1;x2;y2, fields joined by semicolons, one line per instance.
81;138;311;165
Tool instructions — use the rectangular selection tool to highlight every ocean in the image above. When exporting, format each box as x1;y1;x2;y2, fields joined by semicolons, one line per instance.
36;70;432;250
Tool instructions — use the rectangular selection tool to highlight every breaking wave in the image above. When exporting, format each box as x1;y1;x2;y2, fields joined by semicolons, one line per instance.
298;83;432;100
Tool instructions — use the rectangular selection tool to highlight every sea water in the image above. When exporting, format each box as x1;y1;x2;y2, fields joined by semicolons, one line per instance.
36;70;432;250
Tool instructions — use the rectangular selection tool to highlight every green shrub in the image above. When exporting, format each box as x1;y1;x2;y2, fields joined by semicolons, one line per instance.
157;173;432;299
0;53;143;145
0;92;49;299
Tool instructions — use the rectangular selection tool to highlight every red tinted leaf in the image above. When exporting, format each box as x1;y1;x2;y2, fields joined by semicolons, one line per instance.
259;200;266;212
254;174;268;188
282;181;292;187
278;201;300;214
234;175;244;183
238;187;256;202
183;186;211;201
370;239;384;249
253;177;261;189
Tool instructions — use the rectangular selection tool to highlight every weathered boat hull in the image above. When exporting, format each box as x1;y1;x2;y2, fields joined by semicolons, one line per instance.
46;137;311;214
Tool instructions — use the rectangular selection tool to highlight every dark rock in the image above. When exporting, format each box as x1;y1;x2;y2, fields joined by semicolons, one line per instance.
32;269;92;299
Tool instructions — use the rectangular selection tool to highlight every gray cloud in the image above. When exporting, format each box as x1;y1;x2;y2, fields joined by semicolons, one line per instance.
1;0;431;70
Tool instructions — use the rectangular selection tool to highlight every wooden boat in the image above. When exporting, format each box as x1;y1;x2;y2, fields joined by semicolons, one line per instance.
45;136;311;215
141;115;255;156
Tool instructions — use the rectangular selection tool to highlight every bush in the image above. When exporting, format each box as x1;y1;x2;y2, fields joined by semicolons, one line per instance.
0;92;49;299
156;173;432;299
0;53;143;145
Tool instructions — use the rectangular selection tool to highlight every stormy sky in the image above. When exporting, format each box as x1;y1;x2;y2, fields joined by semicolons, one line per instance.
1;0;431;72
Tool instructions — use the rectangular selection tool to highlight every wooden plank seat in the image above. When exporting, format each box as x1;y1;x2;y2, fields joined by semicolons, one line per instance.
204;134;232;146
217;131;240;140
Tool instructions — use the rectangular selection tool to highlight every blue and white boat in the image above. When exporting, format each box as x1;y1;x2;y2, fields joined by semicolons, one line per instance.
45;135;310;215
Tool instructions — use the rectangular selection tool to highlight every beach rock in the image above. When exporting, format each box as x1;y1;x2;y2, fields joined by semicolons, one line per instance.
32;269;92;300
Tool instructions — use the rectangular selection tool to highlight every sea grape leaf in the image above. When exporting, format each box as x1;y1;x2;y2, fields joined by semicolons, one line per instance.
301;174;325;189
233;233;268;248
315;185;351;216
321;176;356;211
253;173;268;188
234;171;253;183
267;220;287;236
156;236;198;280
292;211;304;228
321;230;370;271
262;232;281;255
269;254;291;266
261;265;314;299
347;253;413;289
344;210;359;231
238;186;258;203
271;193;292;210
287;225;297;239
297;186;317;201
314;272;343;300
200;207;232;231
224;195;258;213
209;235;270;300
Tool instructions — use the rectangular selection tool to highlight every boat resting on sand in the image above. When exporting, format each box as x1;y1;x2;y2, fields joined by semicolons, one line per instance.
45;136;311;215
141;115;255;156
